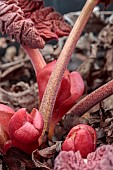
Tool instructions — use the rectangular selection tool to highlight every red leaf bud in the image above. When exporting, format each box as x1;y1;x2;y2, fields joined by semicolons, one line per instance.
62;124;97;158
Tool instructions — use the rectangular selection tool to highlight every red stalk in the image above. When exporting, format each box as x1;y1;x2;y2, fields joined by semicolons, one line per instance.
66;79;113;117
39;0;100;142
23;45;46;76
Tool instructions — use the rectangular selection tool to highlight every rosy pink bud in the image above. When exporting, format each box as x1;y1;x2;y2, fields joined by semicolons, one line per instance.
62;124;96;158
8;108;44;154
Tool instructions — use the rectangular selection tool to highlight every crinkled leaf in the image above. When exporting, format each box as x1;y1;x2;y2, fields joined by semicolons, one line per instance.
54;145;113;169
87;145;113;169
0;0;71;48
54;150;86;170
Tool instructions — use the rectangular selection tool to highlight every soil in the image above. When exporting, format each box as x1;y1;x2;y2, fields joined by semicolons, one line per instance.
0;10;113;169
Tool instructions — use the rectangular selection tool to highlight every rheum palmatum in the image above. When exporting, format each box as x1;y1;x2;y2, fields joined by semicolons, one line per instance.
62;124;97;158
37;61;84;137
0;104;44;154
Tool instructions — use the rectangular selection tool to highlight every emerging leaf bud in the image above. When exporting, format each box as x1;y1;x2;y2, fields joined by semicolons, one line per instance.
8;108;44;154
62;124;97;158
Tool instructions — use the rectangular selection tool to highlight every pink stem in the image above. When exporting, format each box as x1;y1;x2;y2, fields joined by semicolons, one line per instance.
23;45;46;76
39;0;100;141
66;80;113;116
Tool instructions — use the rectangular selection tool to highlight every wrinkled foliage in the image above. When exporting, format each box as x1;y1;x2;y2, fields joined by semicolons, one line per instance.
54;145;113;170
87;145;113;169
54;150;86;170
0;0;71;48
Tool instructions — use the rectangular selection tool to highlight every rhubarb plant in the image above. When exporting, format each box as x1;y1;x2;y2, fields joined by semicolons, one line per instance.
0;0;113;160
0;0;84;153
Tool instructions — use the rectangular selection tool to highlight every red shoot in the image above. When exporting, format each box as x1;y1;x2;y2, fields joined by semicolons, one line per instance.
62;124;97;158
